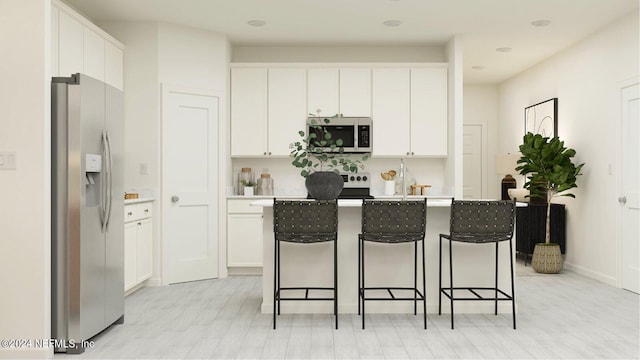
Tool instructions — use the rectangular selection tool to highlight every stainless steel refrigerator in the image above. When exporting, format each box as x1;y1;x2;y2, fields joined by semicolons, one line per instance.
51;73;124;354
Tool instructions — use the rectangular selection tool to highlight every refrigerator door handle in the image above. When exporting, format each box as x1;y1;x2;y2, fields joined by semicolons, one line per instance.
100;131;108;232
104;131;113;231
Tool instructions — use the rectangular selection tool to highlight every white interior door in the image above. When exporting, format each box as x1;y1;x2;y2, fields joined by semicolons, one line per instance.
621;83;639;293
163;86;219;284
463;124;482;199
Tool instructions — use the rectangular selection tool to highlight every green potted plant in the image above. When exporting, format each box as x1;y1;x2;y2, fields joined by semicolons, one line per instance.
290;117;368;199
516;132;585;273
241;179;256;196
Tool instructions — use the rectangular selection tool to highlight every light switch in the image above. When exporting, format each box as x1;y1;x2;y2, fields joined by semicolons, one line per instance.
0;151;16;170
140;162;148;175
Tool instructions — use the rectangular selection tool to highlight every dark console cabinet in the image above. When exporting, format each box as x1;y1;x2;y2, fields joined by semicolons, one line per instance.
516;203;566;264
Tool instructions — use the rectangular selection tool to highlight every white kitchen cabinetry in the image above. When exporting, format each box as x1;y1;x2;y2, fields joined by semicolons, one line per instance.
124;201;153;292
268;68;307;156
339;68;372;117
227;199;263;272
231;67;307;157
51;6;59;77
231;68;268;156
307;68;372;117
372;67;448;157
58;10;83;78
83;27;105;82
104;41;124;91
52;0;124;90
372;68;411;156
410;67;448;156
307;68;339;116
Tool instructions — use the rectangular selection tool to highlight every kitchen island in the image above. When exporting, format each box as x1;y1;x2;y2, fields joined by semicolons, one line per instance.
253;198;517;315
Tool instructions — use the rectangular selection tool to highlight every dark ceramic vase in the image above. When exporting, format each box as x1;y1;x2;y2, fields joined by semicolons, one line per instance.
305;171;344;200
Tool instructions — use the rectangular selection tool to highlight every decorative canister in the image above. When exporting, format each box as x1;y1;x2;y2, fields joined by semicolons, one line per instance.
256;173;274;196
237;167;254;195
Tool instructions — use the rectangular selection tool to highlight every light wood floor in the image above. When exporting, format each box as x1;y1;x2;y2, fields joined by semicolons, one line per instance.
56;262;639;359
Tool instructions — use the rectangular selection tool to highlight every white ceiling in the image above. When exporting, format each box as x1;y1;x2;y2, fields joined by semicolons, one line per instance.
62;0;638;84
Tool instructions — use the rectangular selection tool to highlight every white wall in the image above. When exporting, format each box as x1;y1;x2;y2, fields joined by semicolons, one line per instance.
463;85;499;199
100;21;231;283
0;0;51;359
497;12;639;284
99;22;159;193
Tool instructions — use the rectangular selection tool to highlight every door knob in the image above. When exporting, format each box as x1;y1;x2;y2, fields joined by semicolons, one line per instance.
171;195;180;203
618;196;627;204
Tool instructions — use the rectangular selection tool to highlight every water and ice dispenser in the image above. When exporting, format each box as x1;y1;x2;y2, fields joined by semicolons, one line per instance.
85;153;102;207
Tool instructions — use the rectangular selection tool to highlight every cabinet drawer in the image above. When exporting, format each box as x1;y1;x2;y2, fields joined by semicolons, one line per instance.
227;199;264;214
125;202;153;222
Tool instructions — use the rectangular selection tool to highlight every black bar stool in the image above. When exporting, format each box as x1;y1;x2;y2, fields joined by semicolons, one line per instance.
438;199;517;329
273;199;338;329
358;199;427;329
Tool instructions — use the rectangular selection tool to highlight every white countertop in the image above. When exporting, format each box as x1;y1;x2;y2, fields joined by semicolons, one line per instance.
249;197;454;208
124;197;155;205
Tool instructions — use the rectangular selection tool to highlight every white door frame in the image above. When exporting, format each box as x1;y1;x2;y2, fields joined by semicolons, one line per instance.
616;76;639;289
160;84;228;285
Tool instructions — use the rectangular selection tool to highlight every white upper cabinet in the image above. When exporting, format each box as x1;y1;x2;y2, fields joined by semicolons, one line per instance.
371;67;448;157
372;68;411;156
231;68;268;156
307;68;339;117
51;6;59;77
83;28;105;82
105;41;124;91
410;67;448;156
339;68;372;117
307;68;372;117
52;1;124;89
58;10;83;78
268;68;307;156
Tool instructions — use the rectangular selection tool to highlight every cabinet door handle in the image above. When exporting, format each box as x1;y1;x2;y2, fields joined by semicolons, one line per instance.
144;209;149;213
411;152;415;155
263;152;267;155
127;212;133;216
171;195;180;203
137;222;142;226
406;152;410;155
618;196;627;204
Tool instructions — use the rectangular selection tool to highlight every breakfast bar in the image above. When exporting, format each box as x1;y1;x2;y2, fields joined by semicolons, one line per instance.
253;198;517;315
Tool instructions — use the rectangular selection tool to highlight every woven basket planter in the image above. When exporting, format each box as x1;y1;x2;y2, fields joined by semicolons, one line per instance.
531;243;563;274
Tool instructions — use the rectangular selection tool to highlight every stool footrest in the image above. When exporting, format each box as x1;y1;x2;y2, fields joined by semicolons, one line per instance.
360;287;425;301
440;287;513;301
276;287;336;301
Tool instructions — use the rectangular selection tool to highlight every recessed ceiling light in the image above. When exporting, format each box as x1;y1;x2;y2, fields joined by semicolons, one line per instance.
496;47;512;53
383;20;402;27
531;20;551;27
247;20;266;27
472;66;485;70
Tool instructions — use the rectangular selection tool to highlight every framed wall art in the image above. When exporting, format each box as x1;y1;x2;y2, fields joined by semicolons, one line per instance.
524;98;558;138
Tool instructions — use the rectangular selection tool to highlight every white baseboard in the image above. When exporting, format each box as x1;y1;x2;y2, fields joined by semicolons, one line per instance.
228;267;262;276
563;262;617;287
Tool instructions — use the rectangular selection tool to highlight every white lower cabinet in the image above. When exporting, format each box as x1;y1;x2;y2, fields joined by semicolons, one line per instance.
124;201;153;291
227;199;263;271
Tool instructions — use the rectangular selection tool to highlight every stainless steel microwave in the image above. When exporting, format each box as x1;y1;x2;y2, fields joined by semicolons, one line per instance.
306;117;372;153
